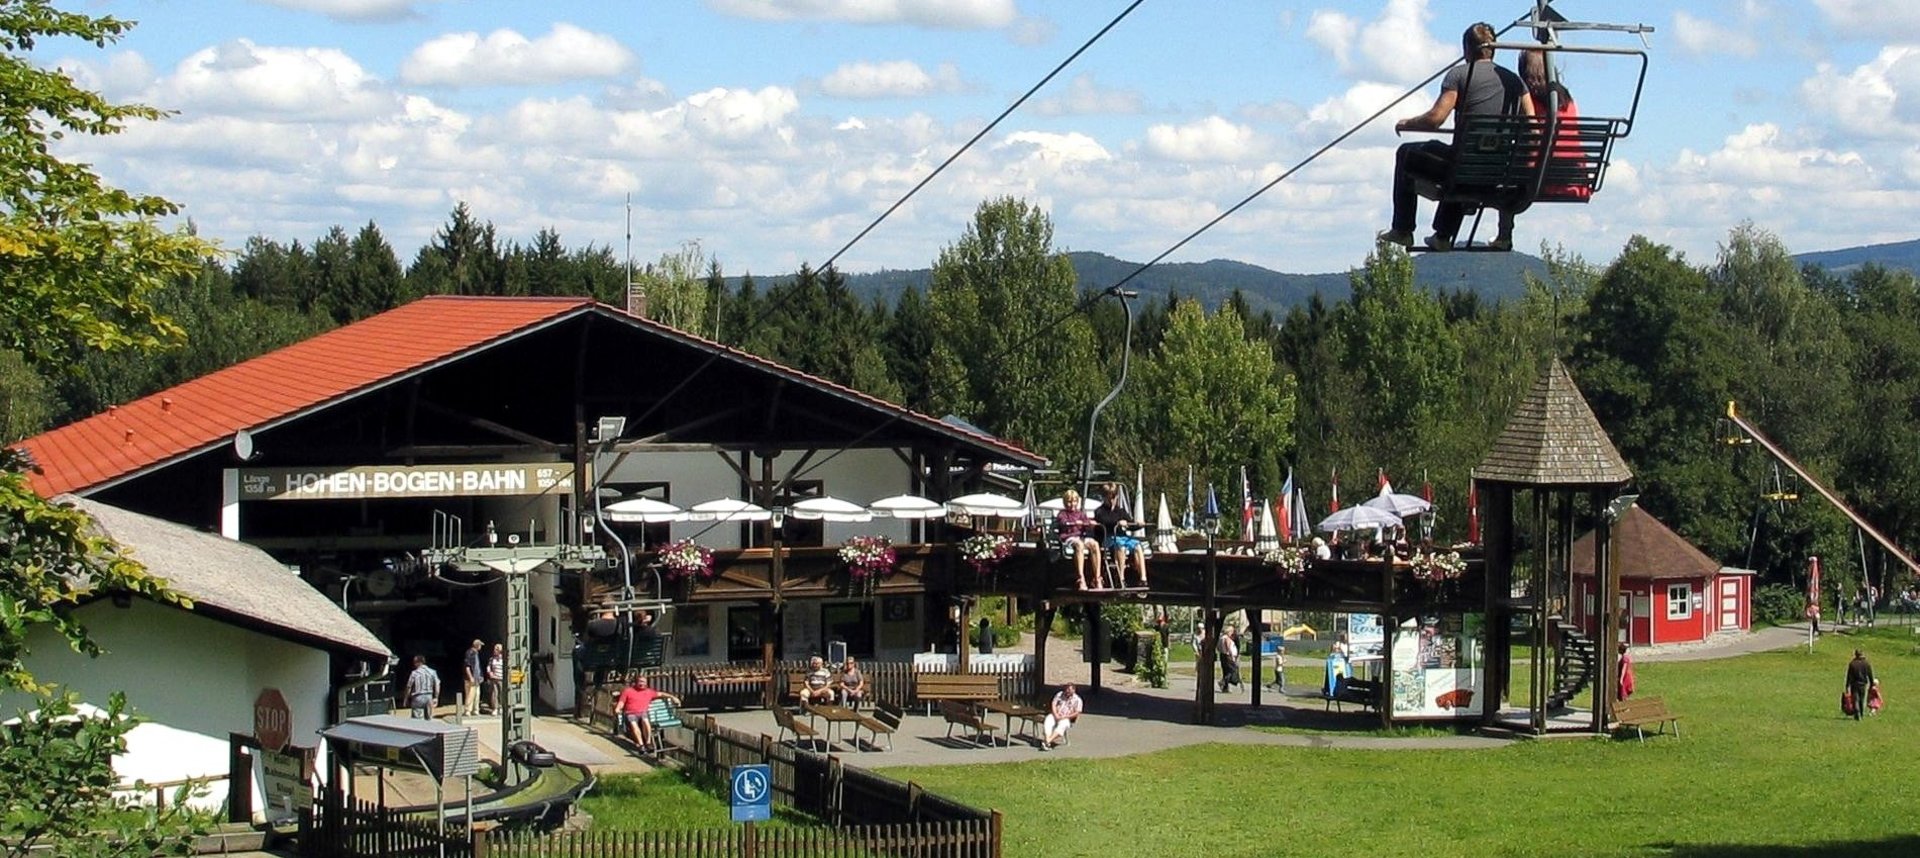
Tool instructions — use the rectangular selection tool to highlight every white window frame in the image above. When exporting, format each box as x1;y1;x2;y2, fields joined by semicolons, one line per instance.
1666;583;1693;620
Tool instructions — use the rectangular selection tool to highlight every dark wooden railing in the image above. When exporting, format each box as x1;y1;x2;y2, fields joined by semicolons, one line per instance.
485;819;998;858
586;660;1040;727
301;793;473;858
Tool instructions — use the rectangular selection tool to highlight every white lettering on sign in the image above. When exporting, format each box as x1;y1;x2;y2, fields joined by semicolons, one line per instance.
236;463;573;500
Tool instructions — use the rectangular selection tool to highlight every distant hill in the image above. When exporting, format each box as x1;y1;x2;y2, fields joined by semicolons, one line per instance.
1794;238;1920;276
799;251;1552;317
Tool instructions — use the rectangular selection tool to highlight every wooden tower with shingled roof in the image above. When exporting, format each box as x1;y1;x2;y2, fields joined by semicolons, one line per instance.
1473;357;1634;734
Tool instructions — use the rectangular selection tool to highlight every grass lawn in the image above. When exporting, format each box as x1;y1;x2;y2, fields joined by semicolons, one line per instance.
879;626;1920;857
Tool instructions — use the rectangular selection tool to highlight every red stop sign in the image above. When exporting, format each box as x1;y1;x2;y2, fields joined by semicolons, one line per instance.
254;688;292;753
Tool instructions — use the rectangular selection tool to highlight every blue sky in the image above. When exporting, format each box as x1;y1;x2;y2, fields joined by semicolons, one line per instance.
47;1;1920;277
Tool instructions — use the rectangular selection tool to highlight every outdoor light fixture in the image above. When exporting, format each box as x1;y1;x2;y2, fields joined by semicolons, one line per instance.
592;415;627;445
770;508;786;530
1604;493;1640;524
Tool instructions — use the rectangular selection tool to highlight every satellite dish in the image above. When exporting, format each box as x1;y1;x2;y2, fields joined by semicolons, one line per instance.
363;570;396;598
232;429;256;461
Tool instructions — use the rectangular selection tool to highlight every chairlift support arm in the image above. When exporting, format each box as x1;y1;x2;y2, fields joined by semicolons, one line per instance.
1724;401;1920;579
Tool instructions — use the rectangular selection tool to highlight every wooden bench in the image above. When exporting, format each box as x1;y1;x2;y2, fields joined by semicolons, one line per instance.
850;700;903;752
787;669;840;705
772;705;820;749
938;700;1002;747
610;697;682;759
913;673;1002;714
1611;697;1680;742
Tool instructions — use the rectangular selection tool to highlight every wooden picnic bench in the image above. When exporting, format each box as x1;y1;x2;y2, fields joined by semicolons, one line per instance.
938;700;1002;747
849;700;904;752
1611;696;1681;742
913;672;1001;714
773;704;821;749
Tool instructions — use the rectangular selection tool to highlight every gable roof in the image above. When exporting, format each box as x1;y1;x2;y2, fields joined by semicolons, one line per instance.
21;296;1042;497
67;496;390;658
1472;358;1633;487
1568;505;1723;581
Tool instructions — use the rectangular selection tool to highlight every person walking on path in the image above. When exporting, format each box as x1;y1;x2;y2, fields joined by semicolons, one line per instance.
1041;683;1082;751
1218;623;1243;693
1616;642;1635;701
462;639;485;716
1845;649;1874;721
405;655;440;720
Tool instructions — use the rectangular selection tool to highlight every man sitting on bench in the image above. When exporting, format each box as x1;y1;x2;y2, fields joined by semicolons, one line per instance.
801;656;837;704
615;675;680;753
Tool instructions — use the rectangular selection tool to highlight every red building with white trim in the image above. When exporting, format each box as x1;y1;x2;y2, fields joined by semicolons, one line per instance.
1570;506;1754;645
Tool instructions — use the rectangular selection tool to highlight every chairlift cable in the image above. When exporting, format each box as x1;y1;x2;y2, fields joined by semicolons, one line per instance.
623;1;1146;440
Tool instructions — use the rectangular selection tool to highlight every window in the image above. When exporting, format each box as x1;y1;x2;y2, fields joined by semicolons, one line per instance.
1666;583;1693;620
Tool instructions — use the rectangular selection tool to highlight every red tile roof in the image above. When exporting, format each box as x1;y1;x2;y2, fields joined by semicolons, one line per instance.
1569;506;1724;581
20;295;1044;498
21;296;594;496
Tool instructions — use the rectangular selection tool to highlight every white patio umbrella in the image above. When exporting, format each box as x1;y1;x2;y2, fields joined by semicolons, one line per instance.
685;498;772;522
1317;505;1404;533
866;494;946;519
1363;485;1432;517
788;496;873;523
946;492;1029;518
603;497;687;524
1254;500;1280;552
1035;496;1104;512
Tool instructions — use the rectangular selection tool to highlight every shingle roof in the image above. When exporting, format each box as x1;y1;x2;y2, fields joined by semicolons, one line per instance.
20;296;1044;497
1472;358;1633;487
67;496;391;658
1568;505;1723;581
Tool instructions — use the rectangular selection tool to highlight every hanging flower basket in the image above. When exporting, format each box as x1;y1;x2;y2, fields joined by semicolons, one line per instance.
658;539;715;583
1263;545;1310;580
957;533;1013;576
1410;550;1466;586
839;535;898;581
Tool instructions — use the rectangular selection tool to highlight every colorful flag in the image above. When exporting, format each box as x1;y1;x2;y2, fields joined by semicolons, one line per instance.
1184;465;1195;531
1378;468;1390;491
1293;486;1312;542
1330;467;1340;512
1240;466;1255;539
1204;484;1221;530
1422;469;1433;503
1466;479;1480;544
1278;468;1295;543
1136;463;1145;527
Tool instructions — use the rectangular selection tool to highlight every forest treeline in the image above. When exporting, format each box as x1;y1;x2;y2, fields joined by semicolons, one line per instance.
5;197;1918;598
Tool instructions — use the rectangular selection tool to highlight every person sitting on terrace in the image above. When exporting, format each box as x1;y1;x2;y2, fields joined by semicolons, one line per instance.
801;656;837;704
838;657;866;707
1056;488;1107;589
1095;483;1150;589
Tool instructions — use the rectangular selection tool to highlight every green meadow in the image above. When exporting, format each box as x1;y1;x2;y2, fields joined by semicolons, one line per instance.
589;626;1919;857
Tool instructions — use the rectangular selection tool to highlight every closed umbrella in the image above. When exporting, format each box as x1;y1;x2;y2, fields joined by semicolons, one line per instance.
1154;493;1177;553
788;496;873;523
1317;505;1403;533
1255;501;1280;552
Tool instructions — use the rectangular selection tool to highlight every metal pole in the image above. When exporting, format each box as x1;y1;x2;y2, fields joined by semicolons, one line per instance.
1080;289;1137;498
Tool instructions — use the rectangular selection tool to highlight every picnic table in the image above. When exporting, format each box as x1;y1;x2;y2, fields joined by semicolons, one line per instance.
802;702;866;746
980;699;1046;742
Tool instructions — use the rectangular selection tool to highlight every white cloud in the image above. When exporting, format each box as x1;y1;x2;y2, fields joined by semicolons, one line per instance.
157;40;397;121
257;0;438;22
1031;74;1140;116
1815;0;1920;41
707;0;1018;28
1144;116;1263;162
998;131;1111;164
1672;11;1760;58
818;61;961;98
1799;46;1920;140
399;24;634;87
1305;0;1453;85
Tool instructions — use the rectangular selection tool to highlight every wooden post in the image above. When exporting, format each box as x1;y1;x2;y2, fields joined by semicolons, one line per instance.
226;735;252;824
1249;613;1264;708
1591;486;1618;732
1532;489;1550;734
1196;539;1218;724
1086;603;1102;692
1380;557;1394;731
1480;482;1513;727
1034;603;1055;695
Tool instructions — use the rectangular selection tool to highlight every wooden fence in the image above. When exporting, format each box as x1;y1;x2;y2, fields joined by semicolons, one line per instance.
484;819;998;858
499;716;999;857
300;793;473;858
586;659;1040;730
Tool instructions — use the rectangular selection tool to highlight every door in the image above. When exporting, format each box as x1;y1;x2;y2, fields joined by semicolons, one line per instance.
1719;578;1741;631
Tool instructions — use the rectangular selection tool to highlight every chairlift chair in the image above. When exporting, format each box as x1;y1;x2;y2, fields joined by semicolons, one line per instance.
1410;3;1652;251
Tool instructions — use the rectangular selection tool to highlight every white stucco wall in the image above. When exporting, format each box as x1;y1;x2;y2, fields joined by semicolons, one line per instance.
10;601;335;813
